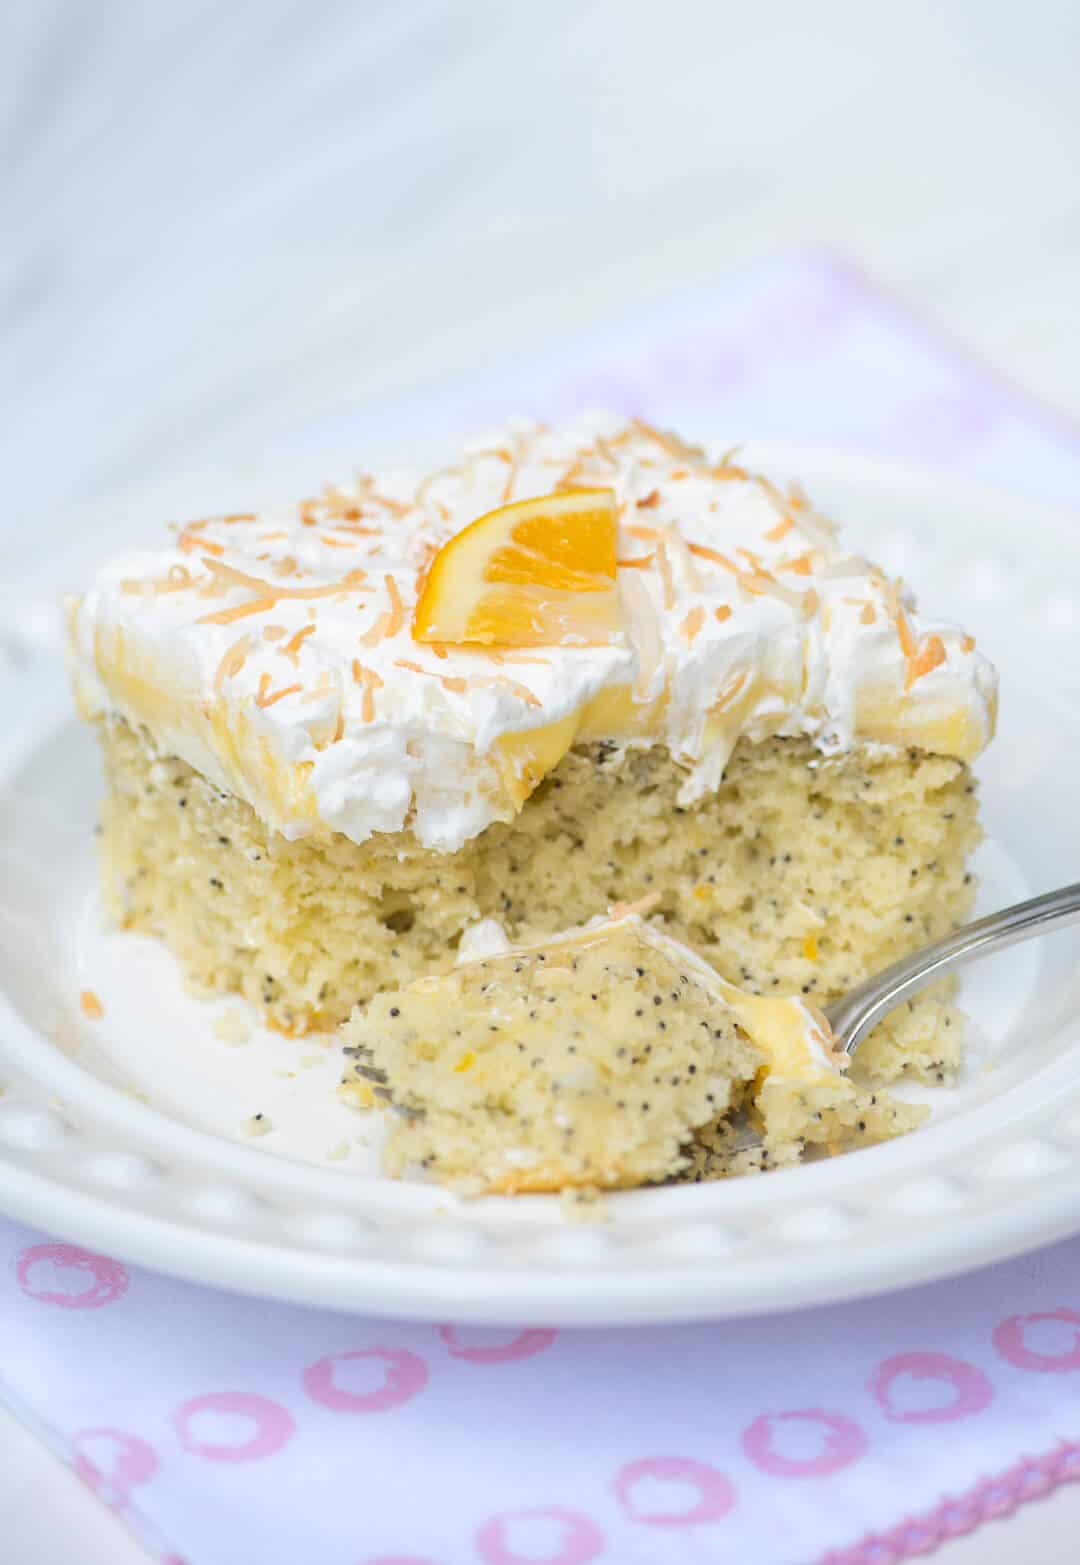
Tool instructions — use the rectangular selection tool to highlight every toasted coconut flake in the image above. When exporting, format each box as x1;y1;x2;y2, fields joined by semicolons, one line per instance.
320;533;363;548
262;624;287;641
368;489;410;518
414;464;459;511
636;490;660;509
777;552;814;577
687;541;739;572
680;605;705;643
710;669;751;714
351;660;384;722
429;641;448;659
500;678;541;708
319;483;367;522
631;417;703;462
80;989;104;1021
554;455;587;491
664;527;703;594
203;557;368;600
627;524;664;542
359;611;391;646
255;674;303;709
896;606;917;660
393;659;471;700
736;546;769;575
617;553;655;569
198;558;368;624
199;595;277;626
764;515;795;543
384;574;405;637
655;541;675;610
281;624;316;664
860;602;876;625
469;676;541;708
802;588;820;619
179;525;223;556
213;635;252;690
714;604;733;625
300;672;334;705
710;446;749;480
961;633;976;653
905;633;946;690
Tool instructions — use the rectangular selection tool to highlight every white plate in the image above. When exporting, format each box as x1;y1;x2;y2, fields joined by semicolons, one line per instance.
2;450;1080;1326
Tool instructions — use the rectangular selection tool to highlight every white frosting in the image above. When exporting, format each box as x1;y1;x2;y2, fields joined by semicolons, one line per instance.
69;414;997;851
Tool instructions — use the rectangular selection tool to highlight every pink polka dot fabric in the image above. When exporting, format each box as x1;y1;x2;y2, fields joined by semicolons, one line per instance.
6;256;1080;1564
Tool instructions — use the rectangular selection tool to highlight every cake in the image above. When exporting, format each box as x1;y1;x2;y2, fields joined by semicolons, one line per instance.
339;909;922;1193
68;415;996;1097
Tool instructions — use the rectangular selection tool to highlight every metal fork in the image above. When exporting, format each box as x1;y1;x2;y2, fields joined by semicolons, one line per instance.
825;880;1080;1055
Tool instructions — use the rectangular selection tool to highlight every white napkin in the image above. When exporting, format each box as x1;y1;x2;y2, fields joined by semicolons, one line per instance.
6;253;1080;1565
5;1220;1080;1565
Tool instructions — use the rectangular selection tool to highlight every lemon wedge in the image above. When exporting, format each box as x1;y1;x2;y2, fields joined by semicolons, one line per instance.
413;488;622;646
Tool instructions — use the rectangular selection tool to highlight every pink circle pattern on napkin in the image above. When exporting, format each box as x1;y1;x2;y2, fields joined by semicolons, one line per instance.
743;1410;867;1478
437;1326;558;1363
475;1507;605;1565
172;1391;295;1462
869;1353;993;1423
613;1455;736;1525
16;1243;128;1308
303;1347;429;1412
993;1309;1080;1371
73;1428;158;1509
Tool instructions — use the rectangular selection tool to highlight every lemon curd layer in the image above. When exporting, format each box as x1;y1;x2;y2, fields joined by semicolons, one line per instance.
68;415;997;853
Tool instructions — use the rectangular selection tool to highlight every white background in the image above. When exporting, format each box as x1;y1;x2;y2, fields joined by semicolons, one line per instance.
3;0;1080;1559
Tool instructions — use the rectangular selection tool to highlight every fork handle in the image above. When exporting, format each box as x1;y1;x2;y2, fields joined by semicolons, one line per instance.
824;880;1080;1056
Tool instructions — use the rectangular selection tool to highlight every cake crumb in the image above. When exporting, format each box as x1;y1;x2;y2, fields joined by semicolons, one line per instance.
79;989;104;1021
213;1009;251;1045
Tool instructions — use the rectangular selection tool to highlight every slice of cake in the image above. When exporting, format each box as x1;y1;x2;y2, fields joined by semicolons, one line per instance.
68;415;995;1085
339;910;921;1192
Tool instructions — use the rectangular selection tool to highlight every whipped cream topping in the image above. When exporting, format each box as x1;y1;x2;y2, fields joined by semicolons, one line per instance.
68;414;997;851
